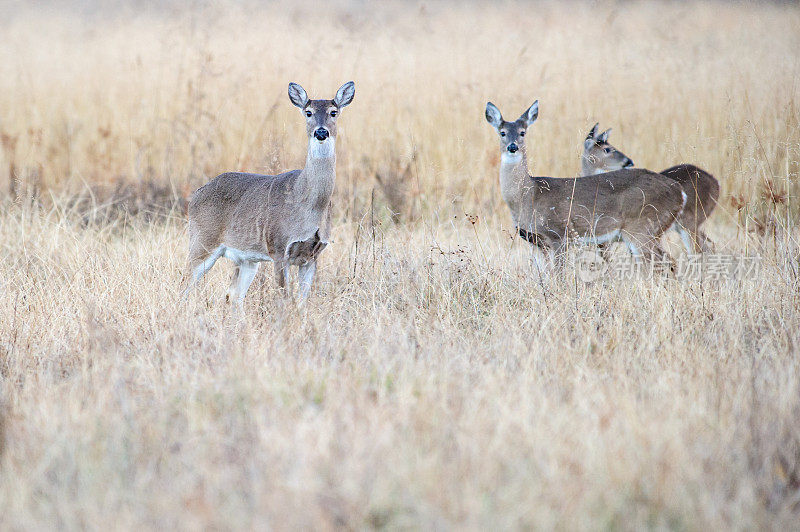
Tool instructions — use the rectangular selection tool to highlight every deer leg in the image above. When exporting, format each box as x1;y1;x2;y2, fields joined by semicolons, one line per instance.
226;266;240;303
651;241;676;275
542;239;567;271
673;223;699;254
298;260;317;303
638;239;676;276
681;219;715;253
620;234;643;262
233;261;259;307
696;229;715;253
597;242;613;263
524;238;548;279
182;245;224;301
274;261;285;288
553;248;568;270
274;261;293;298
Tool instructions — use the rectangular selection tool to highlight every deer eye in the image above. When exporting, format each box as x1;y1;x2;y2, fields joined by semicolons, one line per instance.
603;147;612;154
330;109;338;117
519;131;525;137
500;131;506;137
305;110;312;117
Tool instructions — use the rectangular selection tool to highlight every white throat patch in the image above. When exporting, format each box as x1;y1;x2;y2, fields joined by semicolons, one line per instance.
501;152;523;165
309;138;335;159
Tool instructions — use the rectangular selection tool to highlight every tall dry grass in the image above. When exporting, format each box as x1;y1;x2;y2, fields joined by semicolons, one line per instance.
0;0;799;529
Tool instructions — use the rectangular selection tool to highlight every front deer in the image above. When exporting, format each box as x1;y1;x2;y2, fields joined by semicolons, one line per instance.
183;81;355;306
582;123;719;253
485;100;686;266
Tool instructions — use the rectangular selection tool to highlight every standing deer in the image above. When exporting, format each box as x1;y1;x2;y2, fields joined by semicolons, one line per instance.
582;123;719;252
183;81;355;306
485;101;686;267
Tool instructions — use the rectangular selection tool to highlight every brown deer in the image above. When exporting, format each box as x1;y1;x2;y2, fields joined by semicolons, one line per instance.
582;123;719;252
183;81;355;306
485;101;686;266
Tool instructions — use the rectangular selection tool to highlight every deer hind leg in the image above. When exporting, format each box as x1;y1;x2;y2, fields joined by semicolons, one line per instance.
673;222;700;254
696;229;715;253
534;237;566;277
674;222;715;254
182;244;224;300
674;200;717;255
679;209;715;254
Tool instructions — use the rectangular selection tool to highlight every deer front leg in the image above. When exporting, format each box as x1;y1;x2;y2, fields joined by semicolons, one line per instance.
531;236;562;274
634;238;676;276
274;260;293;298
546;238;567;270
233;261;259;308
649;241;676;275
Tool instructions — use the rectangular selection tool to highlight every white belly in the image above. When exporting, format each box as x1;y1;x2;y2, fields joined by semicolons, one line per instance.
221;246;273;264
575;229;622;245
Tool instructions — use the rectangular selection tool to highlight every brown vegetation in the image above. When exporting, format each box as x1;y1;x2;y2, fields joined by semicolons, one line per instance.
0;1;799;528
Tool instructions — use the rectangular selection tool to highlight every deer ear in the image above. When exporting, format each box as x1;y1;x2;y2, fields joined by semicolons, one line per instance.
334;81;355;108
485;102;503;128
288;83;309;108
598;128;612;143
584;123;600;149
586;123;599;141
520;100;538;125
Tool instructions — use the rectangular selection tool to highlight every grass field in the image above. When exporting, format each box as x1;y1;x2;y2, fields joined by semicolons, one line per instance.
1;0;799;529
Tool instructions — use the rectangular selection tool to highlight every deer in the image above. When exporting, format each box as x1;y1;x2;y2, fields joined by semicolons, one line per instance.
485;100;686;269
582;123;720;253
182;81;355;307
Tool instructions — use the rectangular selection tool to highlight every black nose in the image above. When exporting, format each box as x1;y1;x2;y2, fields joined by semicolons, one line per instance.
507;143;518;153
624;159;634;168
314;128;329;141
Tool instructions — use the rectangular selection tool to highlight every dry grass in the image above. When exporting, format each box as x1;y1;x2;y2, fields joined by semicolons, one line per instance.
1;0;799;529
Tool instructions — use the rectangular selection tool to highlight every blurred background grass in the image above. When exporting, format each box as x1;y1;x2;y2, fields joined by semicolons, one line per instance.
1;2;800;529
0;0;797;234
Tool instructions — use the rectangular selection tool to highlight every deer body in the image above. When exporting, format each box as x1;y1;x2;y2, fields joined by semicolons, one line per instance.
582;124;719;252
486;101;685;263
657;164;719;252
183;81;355;305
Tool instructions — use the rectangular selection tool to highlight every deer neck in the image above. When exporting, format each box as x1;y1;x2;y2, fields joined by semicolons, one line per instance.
580;156;594;177
297;138;337;210
580;157;605;177
499;148;530;216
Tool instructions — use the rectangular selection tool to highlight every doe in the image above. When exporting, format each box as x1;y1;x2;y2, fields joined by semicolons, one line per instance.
581;123;720;253
485;100;686;267
183;81;355;306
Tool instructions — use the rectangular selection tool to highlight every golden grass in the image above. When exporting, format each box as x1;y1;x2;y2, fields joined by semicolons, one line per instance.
0;0;799;529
